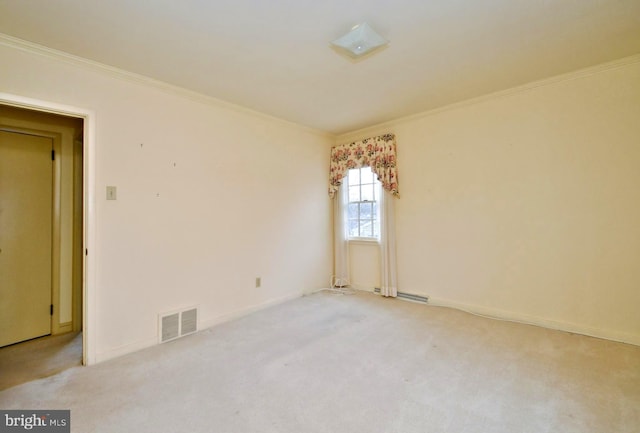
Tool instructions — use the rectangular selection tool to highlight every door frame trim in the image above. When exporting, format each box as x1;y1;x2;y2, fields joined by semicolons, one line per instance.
0;93;97;366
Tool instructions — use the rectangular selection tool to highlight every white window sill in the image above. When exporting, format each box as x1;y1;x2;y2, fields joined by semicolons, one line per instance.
348;237;380;245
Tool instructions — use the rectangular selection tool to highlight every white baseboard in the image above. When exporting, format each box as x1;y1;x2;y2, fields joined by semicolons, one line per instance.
199;291;302;330
56;322;73;334
314;286;376;294
95;337;157;364
428;296;640;347
353;286;377;293
95;291;304;364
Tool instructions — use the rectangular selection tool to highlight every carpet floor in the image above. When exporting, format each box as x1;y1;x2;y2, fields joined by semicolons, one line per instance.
1;291;638;433
0;331;82;390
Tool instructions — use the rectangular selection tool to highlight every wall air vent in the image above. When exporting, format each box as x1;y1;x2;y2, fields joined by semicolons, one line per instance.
161;313;180;342
159;307;198;343
181;308;198;336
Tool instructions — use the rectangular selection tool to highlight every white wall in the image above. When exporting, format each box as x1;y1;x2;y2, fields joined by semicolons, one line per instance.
0;38;333;362
348;241;380;291
338;56;640;345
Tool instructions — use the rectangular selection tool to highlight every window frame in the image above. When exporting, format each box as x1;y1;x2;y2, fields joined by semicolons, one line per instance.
346;167;380;242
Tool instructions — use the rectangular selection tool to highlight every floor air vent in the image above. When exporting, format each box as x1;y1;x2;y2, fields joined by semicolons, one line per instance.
159;307;198;343
374;288;429;304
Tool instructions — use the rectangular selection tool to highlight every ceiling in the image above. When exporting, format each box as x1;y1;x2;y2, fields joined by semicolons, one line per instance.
1;0;639;134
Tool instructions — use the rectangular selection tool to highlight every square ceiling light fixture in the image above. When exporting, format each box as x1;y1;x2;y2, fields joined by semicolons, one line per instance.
331;23;389;59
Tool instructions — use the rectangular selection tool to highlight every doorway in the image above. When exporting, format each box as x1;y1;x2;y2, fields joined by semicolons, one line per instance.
0;129;54;346
0;104;84;369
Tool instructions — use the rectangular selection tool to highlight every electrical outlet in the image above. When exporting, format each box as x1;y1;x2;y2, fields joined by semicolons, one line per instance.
255;277;261;288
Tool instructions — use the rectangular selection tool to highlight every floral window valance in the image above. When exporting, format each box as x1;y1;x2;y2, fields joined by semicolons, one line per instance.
329;133;399;199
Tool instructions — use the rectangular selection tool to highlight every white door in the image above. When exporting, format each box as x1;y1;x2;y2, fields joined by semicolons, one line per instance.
0;130;53;347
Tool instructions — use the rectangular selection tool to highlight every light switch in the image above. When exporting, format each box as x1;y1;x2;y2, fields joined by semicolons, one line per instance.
106;186;117;200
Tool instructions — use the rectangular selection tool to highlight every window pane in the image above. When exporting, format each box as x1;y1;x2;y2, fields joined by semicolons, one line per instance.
348;168;360;186
360;202;372;219
348;203;359;220
361;168;374;184
348;219;360;237
345;166;384;239
360;220;373;237
361;184;374;201
349;185;360;202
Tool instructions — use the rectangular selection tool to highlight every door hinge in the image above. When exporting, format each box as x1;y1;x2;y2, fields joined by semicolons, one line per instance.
85;248;88;256
50;304;54;316
51;149;55;161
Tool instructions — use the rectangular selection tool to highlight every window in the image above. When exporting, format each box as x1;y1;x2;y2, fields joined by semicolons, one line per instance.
347;167;380;239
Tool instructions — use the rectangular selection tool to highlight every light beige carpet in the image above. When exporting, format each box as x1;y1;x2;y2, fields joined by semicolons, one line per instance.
0;291;638;433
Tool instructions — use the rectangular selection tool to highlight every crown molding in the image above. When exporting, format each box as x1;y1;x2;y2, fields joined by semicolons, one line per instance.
0;33;334;140
338;52;640;142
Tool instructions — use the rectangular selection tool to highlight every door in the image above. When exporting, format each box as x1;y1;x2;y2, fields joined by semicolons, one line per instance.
0;129;53;347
